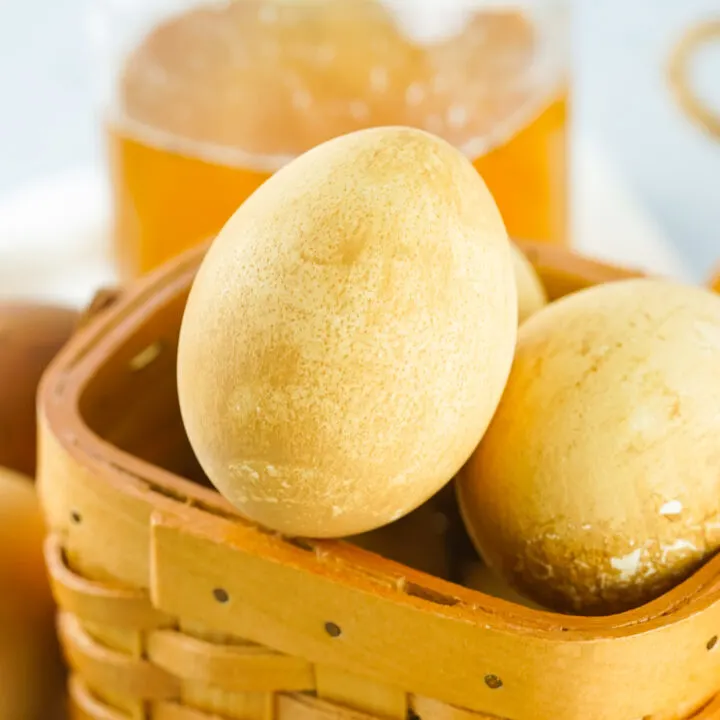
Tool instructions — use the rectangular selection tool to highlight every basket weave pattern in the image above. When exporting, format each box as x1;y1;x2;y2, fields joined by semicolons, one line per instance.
46;535;435;720
37;243;720;720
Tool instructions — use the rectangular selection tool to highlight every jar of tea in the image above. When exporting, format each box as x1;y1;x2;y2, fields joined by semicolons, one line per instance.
92;0;570;279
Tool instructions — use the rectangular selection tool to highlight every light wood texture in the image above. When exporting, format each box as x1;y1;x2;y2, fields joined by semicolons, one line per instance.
37;240;720;720
80;620;144;657
147;630;316;693
45;534;172;631
58;612;180;702
148;508;720;719
180;683;273;719
276;695;387;720
516;241;644;301
69;676;129;720
315;665;407;719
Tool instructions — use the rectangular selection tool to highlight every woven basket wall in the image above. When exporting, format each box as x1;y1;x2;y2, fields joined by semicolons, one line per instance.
37;241;720;720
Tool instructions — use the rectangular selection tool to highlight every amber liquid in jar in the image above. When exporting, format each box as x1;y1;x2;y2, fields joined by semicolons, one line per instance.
108;0;568;279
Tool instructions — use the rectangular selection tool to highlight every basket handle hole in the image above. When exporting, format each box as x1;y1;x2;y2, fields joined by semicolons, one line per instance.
707;636;718;651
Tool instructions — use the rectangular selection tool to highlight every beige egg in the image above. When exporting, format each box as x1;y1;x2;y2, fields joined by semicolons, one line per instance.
0;467;66;720
458;278;720;615
0;303;78;476
178;126;517;538
510;243;548;324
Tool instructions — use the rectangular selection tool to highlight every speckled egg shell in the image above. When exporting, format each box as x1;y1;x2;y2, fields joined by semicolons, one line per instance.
459;278;720;615
178;126;517;538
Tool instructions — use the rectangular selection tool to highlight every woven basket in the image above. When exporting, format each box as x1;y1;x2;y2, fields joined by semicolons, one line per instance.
37;241;720;720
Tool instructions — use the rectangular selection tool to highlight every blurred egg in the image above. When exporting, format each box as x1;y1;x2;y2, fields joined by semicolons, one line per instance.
0;303;77;476
458;278;720;615
0;466;65;719
511;242;548;324
178;126;517;538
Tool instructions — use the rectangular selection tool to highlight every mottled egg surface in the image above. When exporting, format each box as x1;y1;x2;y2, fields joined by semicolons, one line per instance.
178;126;517;538
459;278;720;615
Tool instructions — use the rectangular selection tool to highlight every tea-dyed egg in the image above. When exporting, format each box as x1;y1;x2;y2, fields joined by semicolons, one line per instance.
178;126;517;538
511;243;548;324
0;466;65;719
458;278;720;615
0;303;77;476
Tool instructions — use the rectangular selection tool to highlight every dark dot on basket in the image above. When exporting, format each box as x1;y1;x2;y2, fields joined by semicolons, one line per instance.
213;588;229;604
484;674;503;690
70;510;82;525
324;621;342;637
708;636;718;651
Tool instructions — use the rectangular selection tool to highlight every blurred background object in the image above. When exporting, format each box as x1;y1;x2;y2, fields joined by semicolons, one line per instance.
0;469;67;720
0;302;77;720
103;0;568;278
668;18;720;140
0;0;717;307
0;303;78;476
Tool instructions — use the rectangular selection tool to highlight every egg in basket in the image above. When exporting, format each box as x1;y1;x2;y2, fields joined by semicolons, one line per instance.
38;127;720;720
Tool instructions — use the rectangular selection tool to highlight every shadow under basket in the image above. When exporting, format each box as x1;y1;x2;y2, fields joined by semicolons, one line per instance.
37;241;720;720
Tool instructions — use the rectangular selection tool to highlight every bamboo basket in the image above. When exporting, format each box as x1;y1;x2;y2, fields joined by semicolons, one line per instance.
37;240;720;720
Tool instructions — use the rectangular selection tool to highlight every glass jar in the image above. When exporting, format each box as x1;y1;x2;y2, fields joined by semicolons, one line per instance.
91;0;570;280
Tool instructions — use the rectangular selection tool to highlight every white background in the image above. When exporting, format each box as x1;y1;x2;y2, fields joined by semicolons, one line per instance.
0;0;718;290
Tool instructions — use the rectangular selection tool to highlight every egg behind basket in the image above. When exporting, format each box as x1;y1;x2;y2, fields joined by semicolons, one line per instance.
177;126;517;538
0;303;78;476
0;467;66;720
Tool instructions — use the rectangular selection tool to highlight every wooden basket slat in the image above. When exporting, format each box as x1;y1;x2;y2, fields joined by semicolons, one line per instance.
146;630;316;693
59;613;180;702
153;702;233;720
39;422;157;588
515;241;644;300
69;676;130;720
314;664;407;719
276;694;393;720
180;683;274;719
45;534;172;630
81;620;145;657
37;241;720;720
